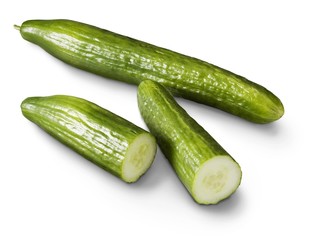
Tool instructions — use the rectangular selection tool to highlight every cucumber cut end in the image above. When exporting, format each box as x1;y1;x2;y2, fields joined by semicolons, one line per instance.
122;133;157;183
192;156;242;205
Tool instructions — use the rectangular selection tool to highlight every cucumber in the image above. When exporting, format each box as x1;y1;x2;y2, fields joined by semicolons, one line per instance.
137;80;242;204
21;95;157;183
15;19;284;123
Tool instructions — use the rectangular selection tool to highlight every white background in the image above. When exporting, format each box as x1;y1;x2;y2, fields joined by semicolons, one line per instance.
1;0;310;239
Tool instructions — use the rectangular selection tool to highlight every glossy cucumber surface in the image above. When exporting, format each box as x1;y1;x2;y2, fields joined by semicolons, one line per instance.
21;95;157;183
16;19;284;123
137;80;242;204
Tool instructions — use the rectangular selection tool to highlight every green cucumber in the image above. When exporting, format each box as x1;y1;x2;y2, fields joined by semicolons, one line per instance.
137;80;242;204
21;95;157;183
15;19;284;123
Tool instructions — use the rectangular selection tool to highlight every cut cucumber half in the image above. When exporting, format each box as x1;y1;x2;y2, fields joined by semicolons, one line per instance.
138;80;242;204
21;95;157;183
192;156;241;204
122;133;157;182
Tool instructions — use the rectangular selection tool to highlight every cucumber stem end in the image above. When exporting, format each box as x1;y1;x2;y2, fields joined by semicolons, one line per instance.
14;25;21;31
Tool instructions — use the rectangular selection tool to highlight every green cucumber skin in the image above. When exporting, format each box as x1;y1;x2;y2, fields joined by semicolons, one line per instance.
18;19;284;123
21;95;151;181
137;80;241;196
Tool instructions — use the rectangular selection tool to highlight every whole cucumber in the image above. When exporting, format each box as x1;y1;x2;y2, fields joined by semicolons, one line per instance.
21;95;157;183
16;19;284;123
137;80;242;204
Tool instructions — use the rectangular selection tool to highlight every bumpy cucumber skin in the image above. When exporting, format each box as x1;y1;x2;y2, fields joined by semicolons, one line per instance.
137;80;241;203
21;95;153;182
18;19;284;123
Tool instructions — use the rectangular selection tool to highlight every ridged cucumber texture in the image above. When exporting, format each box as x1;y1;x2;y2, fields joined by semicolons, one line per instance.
138;80;242;204
21;95;157;183
16;19;284;123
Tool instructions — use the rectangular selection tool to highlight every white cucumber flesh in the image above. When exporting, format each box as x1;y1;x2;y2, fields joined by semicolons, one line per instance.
122;133;157;183
192;156;241;204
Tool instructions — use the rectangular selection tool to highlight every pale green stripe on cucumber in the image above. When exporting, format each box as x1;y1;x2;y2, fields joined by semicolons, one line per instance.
21;95;157;183
16;19;284;123
137;80;242;204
